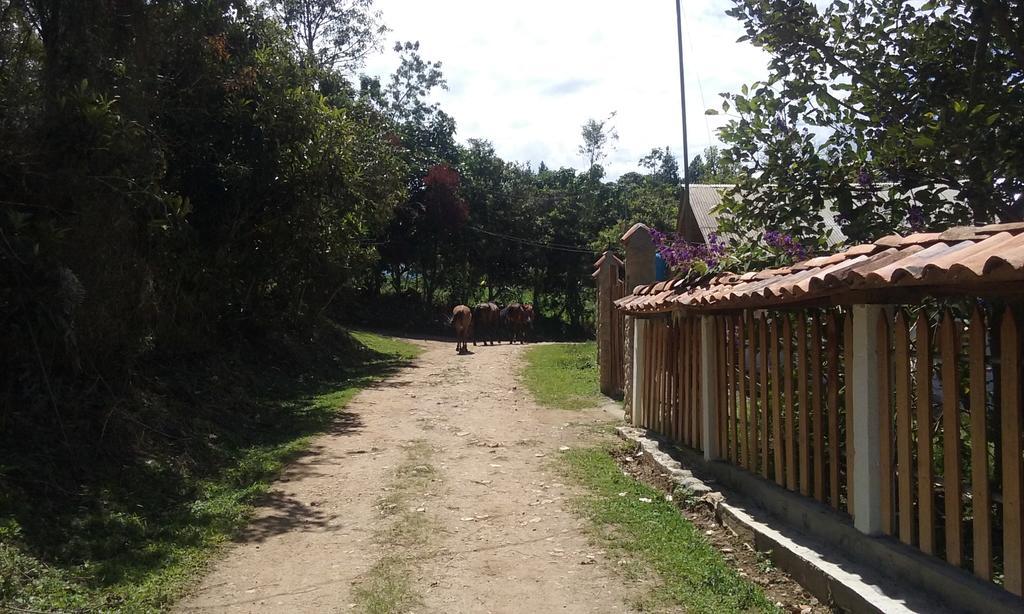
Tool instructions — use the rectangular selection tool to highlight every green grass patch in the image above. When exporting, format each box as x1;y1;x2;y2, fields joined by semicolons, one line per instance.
1;330;420;613
356;440;440;613
523;342;602;410
561;445;781;613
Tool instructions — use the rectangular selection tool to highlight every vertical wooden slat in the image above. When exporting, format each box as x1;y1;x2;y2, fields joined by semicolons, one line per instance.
647;321;656;429
718;317;728;456
747;311;758;475
878;310;894;535
812;313;824;501
798;312;810;496
686;317;693;447
760;314;771;480
940;311;963;567
784;315;796;491
737;317;745;464
738;314;749;469
664;320;672;439
670;319;679;443
969;307;991;581
693;317;702;450
895;310;915;545
845;311;855;514
643;323;651;429
916;312;935;555
1001;307;1024;595
771;316;784;486
677;318;685;445
725;316;736;463
827;312;841;508
653;321;661;433
663;321;671;435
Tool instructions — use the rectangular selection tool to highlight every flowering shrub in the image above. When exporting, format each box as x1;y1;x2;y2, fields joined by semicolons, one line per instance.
763;230;809;261
649;229;727;277
650;228;812;277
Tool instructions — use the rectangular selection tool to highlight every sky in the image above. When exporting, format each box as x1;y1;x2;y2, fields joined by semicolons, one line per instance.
363;0;770;180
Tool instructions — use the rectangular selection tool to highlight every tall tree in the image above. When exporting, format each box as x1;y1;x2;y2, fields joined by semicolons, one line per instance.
278;0;387;72
639;146;681;185
686;146;741;184
578;112;619;168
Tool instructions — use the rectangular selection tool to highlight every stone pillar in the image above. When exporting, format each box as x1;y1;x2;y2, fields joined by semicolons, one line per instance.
851;304;888;535
594;252;622;397
632;318;646;427
621;223;656;293
701;315;721;461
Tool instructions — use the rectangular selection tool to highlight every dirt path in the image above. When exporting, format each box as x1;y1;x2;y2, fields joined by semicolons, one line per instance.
177;339;636;613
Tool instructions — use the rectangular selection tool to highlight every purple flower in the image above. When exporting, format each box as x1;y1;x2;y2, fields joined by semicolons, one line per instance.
908;206;925;231
764;230;809;262
857;166;872;187
651;230;724;275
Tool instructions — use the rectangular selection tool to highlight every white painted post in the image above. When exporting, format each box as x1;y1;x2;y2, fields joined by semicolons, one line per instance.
701;315;721;461
852;304;886;535
632;318;646;426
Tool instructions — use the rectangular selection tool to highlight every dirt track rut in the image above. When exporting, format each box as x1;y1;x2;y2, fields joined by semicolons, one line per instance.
176;339;635;613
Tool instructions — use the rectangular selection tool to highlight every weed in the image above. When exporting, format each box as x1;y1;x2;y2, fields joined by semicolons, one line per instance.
522;342;601;410
561;446;782;613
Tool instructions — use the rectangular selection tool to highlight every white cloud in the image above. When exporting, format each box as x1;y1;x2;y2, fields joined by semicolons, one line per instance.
363;0;769;179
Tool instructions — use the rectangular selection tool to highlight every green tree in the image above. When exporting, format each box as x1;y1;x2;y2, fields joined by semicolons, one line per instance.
714;0;1024;245
686;146;741;184
578;112;619;168
278;0;387;72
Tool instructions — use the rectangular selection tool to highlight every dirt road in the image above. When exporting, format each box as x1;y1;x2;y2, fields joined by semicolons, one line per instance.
177;339;635;613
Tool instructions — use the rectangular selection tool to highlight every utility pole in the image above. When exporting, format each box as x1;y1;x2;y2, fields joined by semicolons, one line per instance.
674;0;691;237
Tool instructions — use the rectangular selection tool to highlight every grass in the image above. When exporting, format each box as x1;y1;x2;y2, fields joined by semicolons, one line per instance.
560;444;781;613
355;440;441;613
0;329;421;613
522;341;602;410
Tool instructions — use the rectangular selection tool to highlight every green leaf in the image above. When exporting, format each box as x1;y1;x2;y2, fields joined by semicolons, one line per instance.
705;109;720;116
986;113;1001;125
912;135;934;148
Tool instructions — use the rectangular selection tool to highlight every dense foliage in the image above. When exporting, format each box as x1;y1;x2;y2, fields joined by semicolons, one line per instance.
0;0;684;489
713;0;1024;245
0;2;690;606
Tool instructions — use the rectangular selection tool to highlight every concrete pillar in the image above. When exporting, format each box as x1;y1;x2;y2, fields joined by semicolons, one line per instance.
701;315;721;461
623;316;634;421
851;304;888;535
621;223;655;293
632;318;646;427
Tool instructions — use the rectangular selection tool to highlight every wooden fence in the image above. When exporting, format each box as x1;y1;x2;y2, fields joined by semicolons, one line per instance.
633;315;703;451
873;305;1024;593
631;304;1024;596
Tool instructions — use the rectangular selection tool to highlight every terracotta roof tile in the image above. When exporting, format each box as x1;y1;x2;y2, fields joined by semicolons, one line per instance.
617;223;1024;315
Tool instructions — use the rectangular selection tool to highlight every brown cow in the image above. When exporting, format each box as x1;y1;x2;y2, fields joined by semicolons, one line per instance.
501;303;529;344
452;305;472;354
472;302;499;346
522;304;535;341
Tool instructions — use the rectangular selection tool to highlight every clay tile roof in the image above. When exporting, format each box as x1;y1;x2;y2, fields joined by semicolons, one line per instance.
616;223;1024;315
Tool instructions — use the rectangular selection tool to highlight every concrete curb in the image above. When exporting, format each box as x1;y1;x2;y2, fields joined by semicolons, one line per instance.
616;426;953;614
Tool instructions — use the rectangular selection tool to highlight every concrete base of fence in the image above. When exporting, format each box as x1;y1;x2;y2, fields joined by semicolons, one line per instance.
616;426;1024;614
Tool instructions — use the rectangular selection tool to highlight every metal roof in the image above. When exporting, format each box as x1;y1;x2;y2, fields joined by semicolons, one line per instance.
683;184;963;249
685;184;847;247
616;222;1024;314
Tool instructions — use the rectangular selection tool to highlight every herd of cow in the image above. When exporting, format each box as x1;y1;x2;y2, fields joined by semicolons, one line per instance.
450;302;534;354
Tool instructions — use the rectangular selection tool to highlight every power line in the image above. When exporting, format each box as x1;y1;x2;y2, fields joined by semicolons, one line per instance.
466;226;600;254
